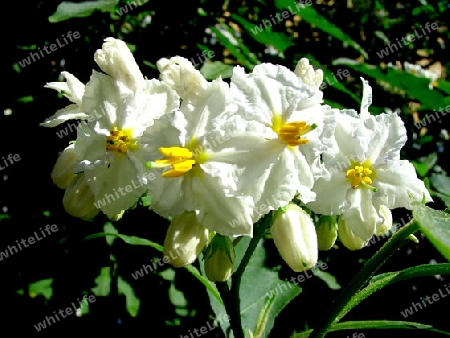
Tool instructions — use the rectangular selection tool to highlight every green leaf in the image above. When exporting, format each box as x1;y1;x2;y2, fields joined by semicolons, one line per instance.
292;320;450;337
103;222;118;246
185;264;224;306
118;276;140;317
85;232;164;251
336;263;450;323
413;203;450;261
429;173;450;196
231;14;294;53
239;237;301;337
410;152;438;178
210;25;255;70
200;61;234;80
91;266;111;297
48;0;120;23
312;268;341;290
85;232;224;305
332;58;446;110
17;95;34;103
29;278;53;300
275;0;368;58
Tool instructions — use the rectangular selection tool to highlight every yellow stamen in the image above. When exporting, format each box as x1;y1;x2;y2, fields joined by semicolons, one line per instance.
273;114;317;147
346;160;378;192
106;127;138;153
147;147;197;178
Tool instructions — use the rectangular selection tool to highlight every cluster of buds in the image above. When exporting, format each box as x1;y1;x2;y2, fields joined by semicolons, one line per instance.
163;211;235;282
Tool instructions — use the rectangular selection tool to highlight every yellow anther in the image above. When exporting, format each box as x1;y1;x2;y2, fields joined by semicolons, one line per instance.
363;176;372;185
105;127;137;154
363;168;372;175
346;169;356;178
149;146;197;178
346;161;377;192
351;176;362;189
275;120;317;147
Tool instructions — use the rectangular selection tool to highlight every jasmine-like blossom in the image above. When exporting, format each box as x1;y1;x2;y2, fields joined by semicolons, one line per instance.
220;63;336;220
142;77;257;237
306;78;432;242
42;37;180;220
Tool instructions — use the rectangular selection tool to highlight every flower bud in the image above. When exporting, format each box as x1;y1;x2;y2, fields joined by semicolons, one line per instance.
163;211;209;267
62;174;99;221
157;56;208;100
94;37;144;92
316;215;338;251
337;216;367;251
294;58;323;88
51;143;77;189
271;203;318;272
375;205;393;236
204;234;235;282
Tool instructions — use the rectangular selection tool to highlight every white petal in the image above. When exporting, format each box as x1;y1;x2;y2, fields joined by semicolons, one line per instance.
40;104;88;127
45;71;85;106
306;172;349;215
183;172;255;237
375;160;432;209
343;188;381;241
84;154;146;219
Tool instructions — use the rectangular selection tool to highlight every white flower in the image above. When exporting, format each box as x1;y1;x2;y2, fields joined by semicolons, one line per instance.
142;78;257;237
306;78;432;241
294;58;323;88
221;63;336;218
40;71;87;127
157;56;208;100
43;37;180;220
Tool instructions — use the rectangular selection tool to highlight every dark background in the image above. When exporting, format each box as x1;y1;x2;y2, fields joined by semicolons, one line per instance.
1;0;449;337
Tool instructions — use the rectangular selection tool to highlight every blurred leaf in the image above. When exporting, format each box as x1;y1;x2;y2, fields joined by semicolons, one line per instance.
275;0;368;58
429;173;450;195
435;192;450;209
413;202;450;261
436;79;450;95
239;237;301;337
210;25;255;70
292;320;450;337
48;0;120;23
200;61;234;80
103;222;118;246
332;58;446;110
85;232;163;251
17;95;34;103
232;13;294;53
29;278;53;300
312;267;341;290
118;275;140;317
91;266;111;297
85;232;224;305
411;152;438;177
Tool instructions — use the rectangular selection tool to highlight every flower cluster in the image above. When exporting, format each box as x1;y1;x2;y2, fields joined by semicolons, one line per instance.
42;37;432;278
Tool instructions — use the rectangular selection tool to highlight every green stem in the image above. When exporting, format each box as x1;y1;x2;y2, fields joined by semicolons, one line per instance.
218;215;272;338
216;281;244;338
309;220;420;338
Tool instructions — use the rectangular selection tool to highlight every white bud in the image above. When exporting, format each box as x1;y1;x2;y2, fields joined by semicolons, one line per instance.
271;203;318;272
294;58;323;88
204;235;235;282
316;215;338;251
62;174;99;221
163;211;209;267
337;216;367;250
51;143;77;189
